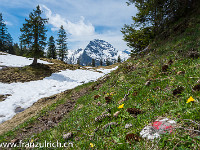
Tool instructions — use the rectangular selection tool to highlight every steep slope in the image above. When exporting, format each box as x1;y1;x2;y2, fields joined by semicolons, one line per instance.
0;12;200;150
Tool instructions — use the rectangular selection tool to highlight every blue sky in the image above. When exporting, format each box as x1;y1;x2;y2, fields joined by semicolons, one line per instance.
0;0;137;51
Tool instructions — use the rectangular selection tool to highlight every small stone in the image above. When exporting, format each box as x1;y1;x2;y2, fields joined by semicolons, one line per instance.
118;98;125;104
14;106;25;113
177;71;185;75
0;115;5;118
96;101;102;106
145;81;151;86
74;136;80;141
125;123;133;129
63;132;73;140
11;139;20;144
47;121;55;127
113;111;120;118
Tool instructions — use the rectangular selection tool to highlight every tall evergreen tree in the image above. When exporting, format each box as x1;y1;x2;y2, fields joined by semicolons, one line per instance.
20;5;48;65
106;59;110;66
92;58;95;67
100;59;103;66
57;25;68;61
122;0;198;54
77;58;80;65
0;13;13;52
47;36;56;59
117;55;121;63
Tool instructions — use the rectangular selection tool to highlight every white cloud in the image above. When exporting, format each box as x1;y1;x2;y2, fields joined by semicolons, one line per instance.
41;5;95;37
41;5;128;51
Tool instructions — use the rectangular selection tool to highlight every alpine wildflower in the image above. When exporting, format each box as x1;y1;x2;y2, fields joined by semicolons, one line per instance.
118;104;124;108
90;143;94;148
186;96;195;103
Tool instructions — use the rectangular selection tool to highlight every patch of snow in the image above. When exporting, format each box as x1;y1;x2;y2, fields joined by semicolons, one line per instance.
97;66;118;74
0;67;117;124
0;53;52;67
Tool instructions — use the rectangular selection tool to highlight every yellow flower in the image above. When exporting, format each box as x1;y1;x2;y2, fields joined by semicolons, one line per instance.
186;96;195;103
118;104;124;108
147;99;149;101
90;143;94;148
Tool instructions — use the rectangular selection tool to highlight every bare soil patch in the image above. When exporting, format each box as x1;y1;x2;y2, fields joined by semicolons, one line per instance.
0;59;80;83
0;77;106;141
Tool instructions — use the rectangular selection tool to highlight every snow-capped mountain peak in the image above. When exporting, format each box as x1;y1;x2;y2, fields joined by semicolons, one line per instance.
66;39;130;66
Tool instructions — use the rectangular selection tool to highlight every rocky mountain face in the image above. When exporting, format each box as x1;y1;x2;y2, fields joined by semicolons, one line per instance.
66;39;130;66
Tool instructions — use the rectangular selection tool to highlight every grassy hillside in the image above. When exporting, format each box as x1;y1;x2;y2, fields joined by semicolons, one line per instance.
0;13;200;150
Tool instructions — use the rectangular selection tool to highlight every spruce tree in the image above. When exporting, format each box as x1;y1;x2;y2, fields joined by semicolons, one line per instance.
117;55;121;63
47;36;56;59
0;13;13;52
57;25;68;61
100;59;103;66
20;5;48;65
92;58;95;67
77;58;80;65
106;59;110;66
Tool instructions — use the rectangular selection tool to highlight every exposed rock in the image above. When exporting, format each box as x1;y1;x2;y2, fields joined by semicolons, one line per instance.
145;81;151;86
113;111;120;118
14;106;25;113
10;139;20;144
177;71;185;75
140;117;177;140
125;123;133;129
96;101;102;106
47;121;55;127
102;122;118;130
63;132;73;140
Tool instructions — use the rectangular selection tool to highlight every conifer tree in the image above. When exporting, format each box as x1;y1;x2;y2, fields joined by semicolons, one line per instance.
100;59;103;66
0;13;13;52
77;58;80;65
122;0;198;54
92;58;95;67
47;36;56;59
117;55;121;63
20;5;48;65
57;25;68;61
106;59;110;66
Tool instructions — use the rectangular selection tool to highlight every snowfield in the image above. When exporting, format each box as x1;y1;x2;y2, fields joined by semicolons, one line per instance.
0;52;52;67
0;52;118;124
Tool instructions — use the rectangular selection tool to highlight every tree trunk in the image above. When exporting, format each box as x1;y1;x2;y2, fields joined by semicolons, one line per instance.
32;57;37;65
